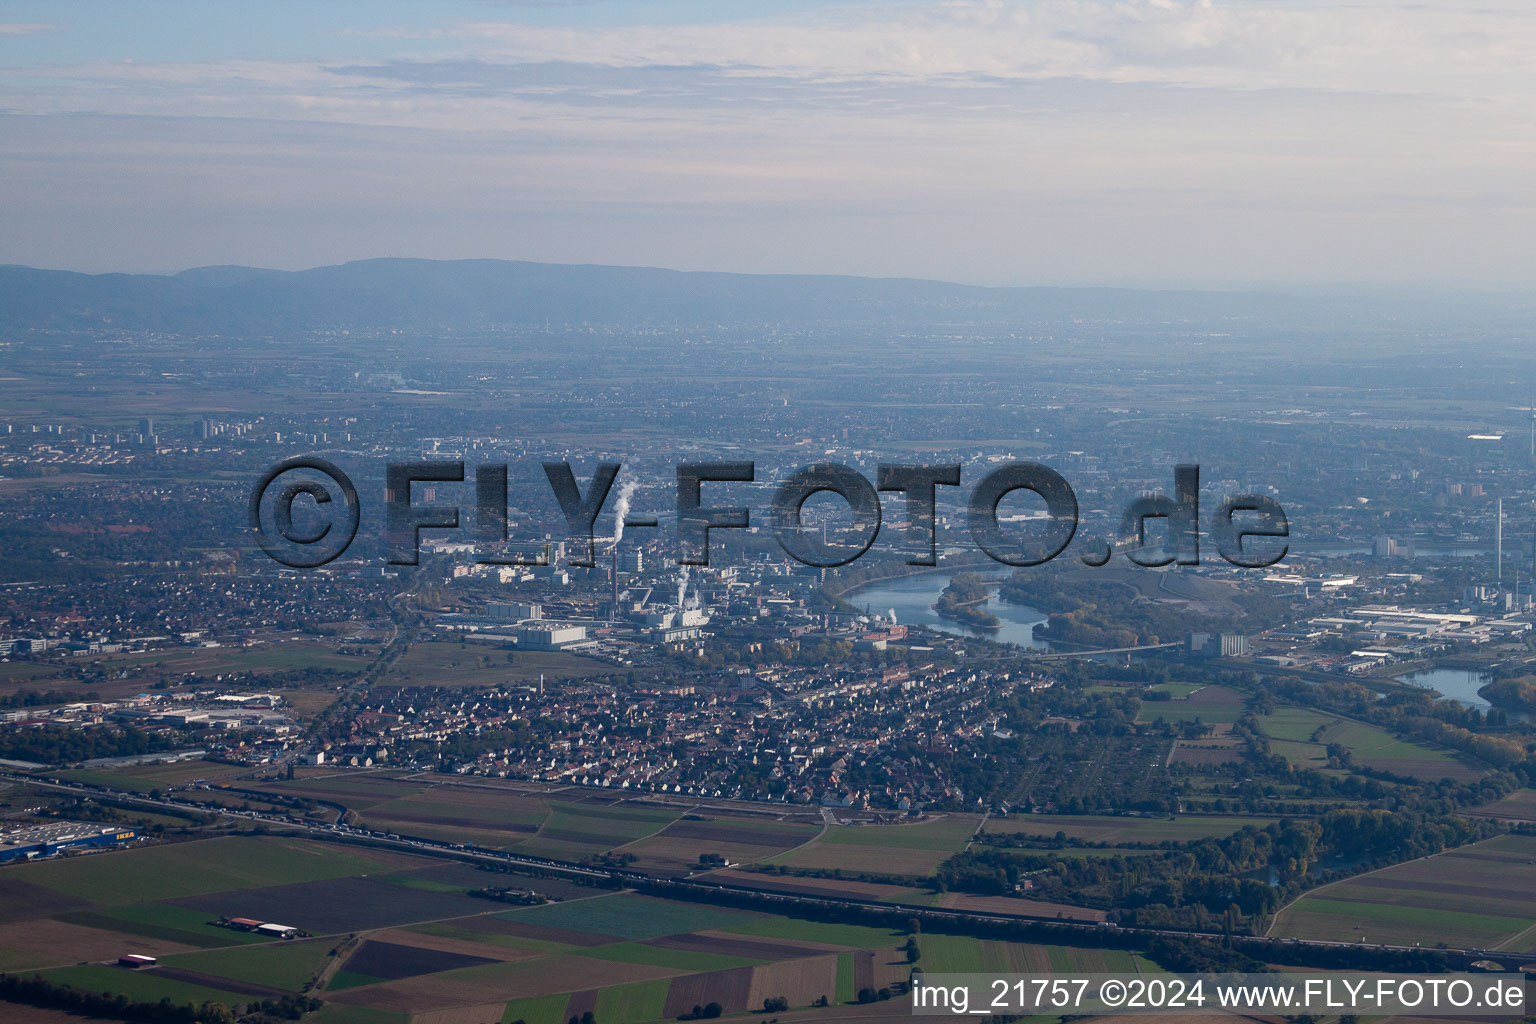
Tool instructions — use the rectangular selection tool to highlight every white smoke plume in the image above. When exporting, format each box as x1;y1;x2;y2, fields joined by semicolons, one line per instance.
674;566;690;608
605;477;639;547
888;607;898;625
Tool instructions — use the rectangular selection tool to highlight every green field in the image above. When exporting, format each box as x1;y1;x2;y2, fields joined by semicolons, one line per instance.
1147;682;1204;698
503;991;580;1024
55;758;250;793
983;813;1275;844
834;953;855;1002
819;818;979;851
14;835;412;904
1135;685;1245;724
61;902;277;947
379;642;610;688
535;800;679;846
916;933;983;972
1259;707;1333;743
0;830;1185;1024
500;892;756;940
1259;707;1479;780
41;964;250;1006
405;920;580;956
163;938;334;991
769;816;978;875
593;978;673;1024
582;941;759;972
329;969;388;991
1470;787;1536;822
257;775;430;809
723;916;903;950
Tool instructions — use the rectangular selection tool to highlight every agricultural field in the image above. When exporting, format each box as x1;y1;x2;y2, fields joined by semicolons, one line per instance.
982;813;1275;844
40;962;257;1006
12;834;420;905
768;815;980;876
91;640;372;676
0;830;1190;1024
54;757;251;793
322;892;890;1019
708;869;938;906
1001;731;1177;813
621;814;821;874
1134;684;1246;725
0;638;375;703
1270;833;1536;951
0;835;439;973
935;893;1106;923
158;938;337;993
1146;682;1205;698
1467;787;1536;824
1167;733;1246;766
1258;707;1485;782
253;773;434;811
252;775;813;866
377;642;611;689
360;786;553;851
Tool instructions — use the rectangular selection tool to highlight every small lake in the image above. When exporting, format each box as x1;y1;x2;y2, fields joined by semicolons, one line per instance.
844;572;1050;649
1394;667;1493;708
1393;667;1532;722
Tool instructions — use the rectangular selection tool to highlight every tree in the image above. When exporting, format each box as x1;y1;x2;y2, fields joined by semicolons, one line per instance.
763;997;790;1012
198;1002;234;1024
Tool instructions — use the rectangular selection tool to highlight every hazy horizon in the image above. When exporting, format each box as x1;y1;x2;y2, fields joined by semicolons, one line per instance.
4;1;1535;288
12;255;1536;302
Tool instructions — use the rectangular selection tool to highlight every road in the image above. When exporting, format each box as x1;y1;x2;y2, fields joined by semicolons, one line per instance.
1027;642;1181;660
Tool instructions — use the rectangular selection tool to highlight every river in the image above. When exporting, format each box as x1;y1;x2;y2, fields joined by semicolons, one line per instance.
844;572;1050;649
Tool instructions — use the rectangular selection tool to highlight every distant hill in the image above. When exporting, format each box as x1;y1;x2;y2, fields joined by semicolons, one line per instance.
0;258;1522;334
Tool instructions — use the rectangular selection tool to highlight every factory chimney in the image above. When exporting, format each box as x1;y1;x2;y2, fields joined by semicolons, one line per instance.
1496;498;1503;584
611;546;619;621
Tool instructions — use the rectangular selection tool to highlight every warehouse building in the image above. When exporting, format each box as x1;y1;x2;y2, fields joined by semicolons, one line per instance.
0;821;138;862
218;916;300;938
516;623;587;650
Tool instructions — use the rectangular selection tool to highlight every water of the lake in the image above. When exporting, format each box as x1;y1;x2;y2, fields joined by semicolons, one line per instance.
1394;667;1493;708
844;573;1050;649
1393;666;1531;722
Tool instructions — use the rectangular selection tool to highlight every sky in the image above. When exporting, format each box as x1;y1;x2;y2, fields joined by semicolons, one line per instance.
2;0;1533;286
